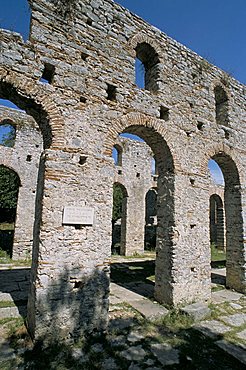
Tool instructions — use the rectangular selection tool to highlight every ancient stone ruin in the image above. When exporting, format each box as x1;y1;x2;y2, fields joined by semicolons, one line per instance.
0;0;245;341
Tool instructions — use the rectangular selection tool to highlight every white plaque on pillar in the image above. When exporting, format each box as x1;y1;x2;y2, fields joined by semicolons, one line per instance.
63;206;94;225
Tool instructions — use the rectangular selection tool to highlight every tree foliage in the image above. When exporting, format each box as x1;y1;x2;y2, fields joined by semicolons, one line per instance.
112;184;124;222
0;166;20;209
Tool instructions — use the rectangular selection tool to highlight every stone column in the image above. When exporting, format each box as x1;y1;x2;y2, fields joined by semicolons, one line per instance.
27;149;112;341
226;183;246;293
123;188;146;256
155;172;211;306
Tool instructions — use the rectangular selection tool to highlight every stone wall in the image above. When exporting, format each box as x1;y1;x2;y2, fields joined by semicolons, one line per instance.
0;0;245;340
0;106;43;259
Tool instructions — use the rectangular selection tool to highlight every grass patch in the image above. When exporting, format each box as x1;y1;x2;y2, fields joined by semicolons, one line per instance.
161;309;194;331
0;317;17;325
0;300;16;308
211;243;226;262
211;284;225;292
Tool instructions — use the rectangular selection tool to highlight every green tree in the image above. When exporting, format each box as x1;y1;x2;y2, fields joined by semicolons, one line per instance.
112;184;124;223
0;166;20;209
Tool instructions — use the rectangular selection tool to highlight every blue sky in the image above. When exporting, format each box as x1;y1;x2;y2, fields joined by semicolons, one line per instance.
0;0;245;85
1;0;237;184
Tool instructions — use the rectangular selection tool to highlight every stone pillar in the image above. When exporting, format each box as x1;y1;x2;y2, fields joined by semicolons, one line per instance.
155;172;211;306
27;149;112;341
123;189;146;256
226;183;246;293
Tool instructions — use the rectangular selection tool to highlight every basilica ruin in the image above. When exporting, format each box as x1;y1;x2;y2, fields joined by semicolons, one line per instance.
0;0;245;341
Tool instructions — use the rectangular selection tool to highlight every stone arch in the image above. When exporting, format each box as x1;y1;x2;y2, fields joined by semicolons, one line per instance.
103;112;180;171
128;33;163;60
202;148;245;293
201;145;244;183
105;112;177;304
0;68;64;148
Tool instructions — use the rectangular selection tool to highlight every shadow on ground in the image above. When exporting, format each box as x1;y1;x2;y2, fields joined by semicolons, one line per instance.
0;265;245;369
110;260;155;299
0;268;30;318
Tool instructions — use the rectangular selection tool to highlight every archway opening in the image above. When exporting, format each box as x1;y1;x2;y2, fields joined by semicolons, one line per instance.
110;125;174;304
0;165;20;258
208;154;244;293
113;144;123;167
0;119;16;147
111;183;128;255
210;194;225;251
145;188;157;251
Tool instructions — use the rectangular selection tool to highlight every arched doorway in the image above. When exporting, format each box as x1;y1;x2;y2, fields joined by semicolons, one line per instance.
209;153;244;292
108;122;175;305
111;182;128;255
145;188;157;251
0;165;20;258
210;194;225;250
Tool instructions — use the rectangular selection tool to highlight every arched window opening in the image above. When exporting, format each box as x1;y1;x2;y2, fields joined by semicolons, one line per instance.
208;159;224;185
135;42;160;92
135;58;145;89
145;188;157;251
0;165;20;258
214;86;229;126
111;183;127;255
0;119;16;147
113;144;123;166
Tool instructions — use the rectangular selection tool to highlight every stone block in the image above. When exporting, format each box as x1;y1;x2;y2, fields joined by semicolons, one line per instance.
180;302;210;321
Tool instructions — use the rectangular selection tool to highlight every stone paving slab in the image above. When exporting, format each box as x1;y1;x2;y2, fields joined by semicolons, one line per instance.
110;283;149;302
150;343;179;366
130;299;168;321
221;313;246;327
216;340;246;365
181;302;210;322
110;282;168;321
0;305;26;319
195;320;232;338
211;289;243;304
120;345;147;361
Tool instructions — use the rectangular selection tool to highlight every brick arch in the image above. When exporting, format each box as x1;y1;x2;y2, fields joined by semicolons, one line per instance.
103;112;181;171
0;68;64;149
128;33;164;61
200;144;244;184
210;79;231;98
